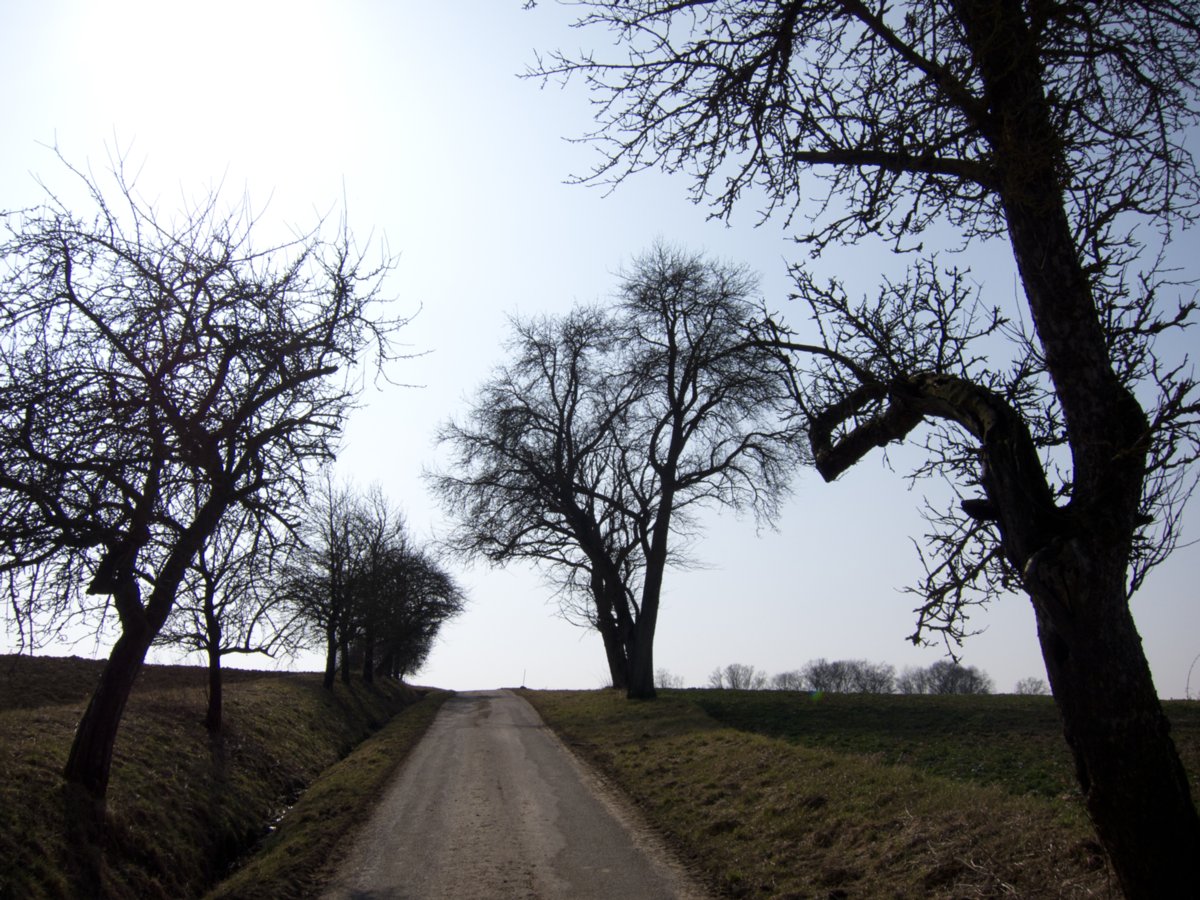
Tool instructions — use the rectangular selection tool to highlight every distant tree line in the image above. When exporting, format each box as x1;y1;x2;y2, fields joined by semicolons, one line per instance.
690;658;1009;695
278;477;465;692
153;475;465;731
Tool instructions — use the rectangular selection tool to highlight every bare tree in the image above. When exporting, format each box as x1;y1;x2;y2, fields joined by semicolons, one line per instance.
926;660;993;695
770;670;805;691
801;659;895;693
531;3;1200;891
708;663;768;689
432;308;643;689
287;479;464;687
722;662;768;690
0;154;398;819
1015;677;1050;696
284;476;366;689
155;511;303;733
342;485;410;684
655;668;685;689
356;533;466;683
898;660;992;695
802;658;854;693
895;666;933;696
613;244;801;698
434;245;800;699
848;660;896;694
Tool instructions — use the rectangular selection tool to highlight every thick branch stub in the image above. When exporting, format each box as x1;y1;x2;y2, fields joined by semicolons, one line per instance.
811;371;1058;566
961;497;998;521
810;382;922;481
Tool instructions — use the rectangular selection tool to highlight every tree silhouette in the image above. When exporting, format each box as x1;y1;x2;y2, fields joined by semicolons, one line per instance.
155;511;302;733
435;245;800;698
532;3;1200;892
0;152;399;821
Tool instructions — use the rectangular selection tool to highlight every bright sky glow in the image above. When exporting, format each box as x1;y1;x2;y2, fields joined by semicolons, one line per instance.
2;2;1197;696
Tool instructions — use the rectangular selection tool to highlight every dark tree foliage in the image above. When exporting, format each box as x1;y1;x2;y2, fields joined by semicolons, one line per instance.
434;244;800;698
532;3;1200;893
0;153;399;819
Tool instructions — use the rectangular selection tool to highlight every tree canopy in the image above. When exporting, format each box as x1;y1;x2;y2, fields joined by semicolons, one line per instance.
433;244;801;697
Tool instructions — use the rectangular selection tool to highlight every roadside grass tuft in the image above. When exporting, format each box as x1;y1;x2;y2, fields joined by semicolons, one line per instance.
0;655;433;899
522;689;1172;898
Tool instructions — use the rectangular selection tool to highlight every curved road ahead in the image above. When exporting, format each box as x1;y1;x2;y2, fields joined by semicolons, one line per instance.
321;689;709;900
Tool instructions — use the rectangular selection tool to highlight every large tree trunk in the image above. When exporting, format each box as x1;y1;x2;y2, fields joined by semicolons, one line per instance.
1026;543;1200;898
945;4;1200;893
625;480;676;700
204;602;223;733
591;569;629;690
63;496;226;822
362;629;376;684
599;628;629;691
624;622;656;699
63;625;153;820
339;634;352;685
626;535;668;700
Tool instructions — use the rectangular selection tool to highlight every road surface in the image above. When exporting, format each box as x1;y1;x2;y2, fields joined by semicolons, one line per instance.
321;689;710;900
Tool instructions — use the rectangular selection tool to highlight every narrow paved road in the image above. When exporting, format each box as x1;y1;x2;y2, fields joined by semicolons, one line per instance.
321;690;709;900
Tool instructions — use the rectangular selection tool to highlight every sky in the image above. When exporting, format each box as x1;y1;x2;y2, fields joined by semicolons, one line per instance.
1;1;1197;697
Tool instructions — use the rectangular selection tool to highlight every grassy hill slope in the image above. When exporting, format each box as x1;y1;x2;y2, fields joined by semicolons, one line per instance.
0;654;438;899
524;689;1200;898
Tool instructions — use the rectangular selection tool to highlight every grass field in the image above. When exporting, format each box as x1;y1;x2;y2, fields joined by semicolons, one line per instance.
0;654;440;900
5;656;1197;899
524;689;1200;899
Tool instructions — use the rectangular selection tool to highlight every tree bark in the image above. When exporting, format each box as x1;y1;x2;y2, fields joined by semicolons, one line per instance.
627;506;671;700
204;600;223;733
63;498;225;821
944;3;1200;893
1027;550;1200;898
323;624;337;690
205;643;223;734
62;625;153;819
339;634;352;685
362;629;376;684
591;568;630;689
625;622;657;700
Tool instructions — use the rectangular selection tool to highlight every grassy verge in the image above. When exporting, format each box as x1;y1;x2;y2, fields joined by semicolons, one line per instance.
693;690;1200;803
0;654;438;900
521;689;1198;898
205;689;448;900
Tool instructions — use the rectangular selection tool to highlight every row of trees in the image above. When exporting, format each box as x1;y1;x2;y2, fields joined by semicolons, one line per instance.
152;477;463;733
694;659;996;694
281;478;464;693
0;155;460;831
523;3;1200;894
